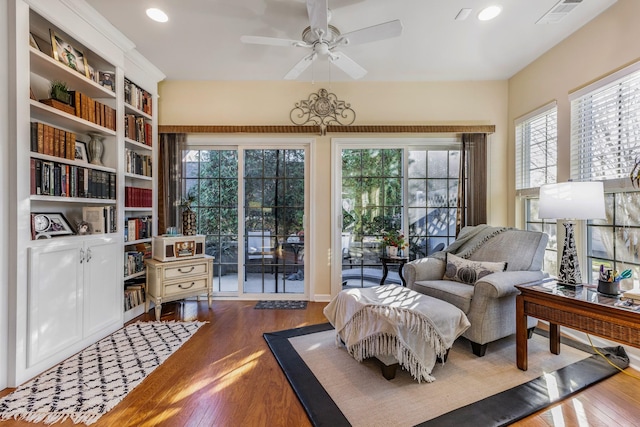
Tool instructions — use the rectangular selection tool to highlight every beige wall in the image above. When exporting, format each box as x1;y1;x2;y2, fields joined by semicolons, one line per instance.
159;80;508;299
508;0;640;221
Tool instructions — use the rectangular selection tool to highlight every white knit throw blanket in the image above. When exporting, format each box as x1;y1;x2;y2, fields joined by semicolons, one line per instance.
323;285;470;383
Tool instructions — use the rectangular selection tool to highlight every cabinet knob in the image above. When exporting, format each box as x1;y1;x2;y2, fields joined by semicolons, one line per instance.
80;248;85;263
178;282;195;290
178;266;195;274
86;248;92;262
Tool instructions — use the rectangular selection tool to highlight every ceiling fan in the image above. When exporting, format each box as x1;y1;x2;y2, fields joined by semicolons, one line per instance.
240;0;402;80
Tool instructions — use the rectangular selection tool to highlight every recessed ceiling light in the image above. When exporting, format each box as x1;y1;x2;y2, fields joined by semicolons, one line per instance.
146;8;168;23
478;5;502;21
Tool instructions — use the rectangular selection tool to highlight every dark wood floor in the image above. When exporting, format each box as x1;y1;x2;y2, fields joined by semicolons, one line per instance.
1;299;640;426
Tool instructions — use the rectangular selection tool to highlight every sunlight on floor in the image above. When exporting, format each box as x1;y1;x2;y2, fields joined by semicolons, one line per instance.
166;349;266;403
572;398;590;426
544;372;566;426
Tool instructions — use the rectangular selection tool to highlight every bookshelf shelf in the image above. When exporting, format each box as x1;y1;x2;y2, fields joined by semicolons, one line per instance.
30;101;116;136
125;172;152;181
29;47;116;100
125;138;152;151
31;153;117;173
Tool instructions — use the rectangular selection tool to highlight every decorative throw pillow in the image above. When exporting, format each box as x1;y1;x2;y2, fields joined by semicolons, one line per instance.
443;253;507;285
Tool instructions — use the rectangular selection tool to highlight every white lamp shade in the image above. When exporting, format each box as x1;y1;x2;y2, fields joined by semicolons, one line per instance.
538;181;606;220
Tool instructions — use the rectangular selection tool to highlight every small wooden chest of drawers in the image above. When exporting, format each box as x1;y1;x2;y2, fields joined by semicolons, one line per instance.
144;255;214;320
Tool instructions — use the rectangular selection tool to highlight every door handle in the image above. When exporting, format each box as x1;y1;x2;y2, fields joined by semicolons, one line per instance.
80;248;84;263
86;248;92;263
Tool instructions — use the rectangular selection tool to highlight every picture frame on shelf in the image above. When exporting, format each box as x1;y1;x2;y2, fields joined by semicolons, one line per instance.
75;141;89;163
31;212;75;239
29;33;40;51
98;71;115;92
49;30;89;78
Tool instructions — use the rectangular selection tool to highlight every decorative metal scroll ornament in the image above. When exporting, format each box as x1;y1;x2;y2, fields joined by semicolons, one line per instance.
290;88;356;135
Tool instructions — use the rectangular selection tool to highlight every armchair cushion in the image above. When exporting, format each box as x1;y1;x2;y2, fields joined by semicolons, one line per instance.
443;253;507;285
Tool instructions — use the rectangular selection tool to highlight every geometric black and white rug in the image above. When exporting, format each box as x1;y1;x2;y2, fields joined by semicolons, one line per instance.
0;321;205;425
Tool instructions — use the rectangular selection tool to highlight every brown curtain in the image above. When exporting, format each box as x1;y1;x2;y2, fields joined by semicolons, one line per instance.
456;133;487;236
158;133;185;234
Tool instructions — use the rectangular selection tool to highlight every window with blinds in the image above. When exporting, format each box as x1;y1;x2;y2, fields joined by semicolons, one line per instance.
515;103;557;190
570;62;640;181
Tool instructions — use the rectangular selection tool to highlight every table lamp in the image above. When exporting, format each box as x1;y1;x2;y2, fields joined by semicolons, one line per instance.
538;181;606;287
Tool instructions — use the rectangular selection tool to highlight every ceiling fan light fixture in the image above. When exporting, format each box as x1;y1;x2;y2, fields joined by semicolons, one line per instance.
478;5;502;21
146;8;169;23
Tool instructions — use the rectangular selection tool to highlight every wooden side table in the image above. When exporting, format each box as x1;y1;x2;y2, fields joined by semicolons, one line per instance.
145;255;214;321
379;256;409;287
515;279;640;371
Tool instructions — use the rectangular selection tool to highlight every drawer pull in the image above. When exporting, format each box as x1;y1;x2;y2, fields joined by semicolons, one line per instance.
178;266;195;274
179;282;196;290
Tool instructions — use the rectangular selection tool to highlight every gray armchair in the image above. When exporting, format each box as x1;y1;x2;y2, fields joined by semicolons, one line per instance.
404;225;548;357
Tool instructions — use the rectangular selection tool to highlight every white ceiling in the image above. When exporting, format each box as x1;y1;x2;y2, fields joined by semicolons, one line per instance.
84;0;617;82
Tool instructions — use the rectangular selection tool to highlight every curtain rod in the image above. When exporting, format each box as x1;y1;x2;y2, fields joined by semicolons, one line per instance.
158;125;496;135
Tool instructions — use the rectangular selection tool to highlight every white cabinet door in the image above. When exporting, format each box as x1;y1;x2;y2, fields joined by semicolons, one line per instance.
83;238;121;336
28;243;83;367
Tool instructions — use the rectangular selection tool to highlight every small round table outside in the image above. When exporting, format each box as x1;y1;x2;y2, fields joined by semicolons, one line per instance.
379;256;409;287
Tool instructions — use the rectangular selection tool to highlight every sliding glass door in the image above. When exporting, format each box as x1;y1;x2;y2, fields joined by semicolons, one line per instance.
182;141;309;298
335;139;461;292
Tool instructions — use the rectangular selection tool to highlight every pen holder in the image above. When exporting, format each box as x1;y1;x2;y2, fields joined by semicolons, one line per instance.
597;280;620;296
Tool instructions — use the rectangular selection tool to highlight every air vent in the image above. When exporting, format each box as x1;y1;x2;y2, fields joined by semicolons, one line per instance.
536;0;583;24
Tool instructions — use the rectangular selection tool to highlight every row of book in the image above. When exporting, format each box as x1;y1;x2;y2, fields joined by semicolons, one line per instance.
125;186;152;207
125;114;152;146
125;216;152;242
82;206;117;234
30;122;77;160
70;91;116;131
124;284;146;311
124;242;151;277
31;158;116;199
124;78;152;116
125;149;152;177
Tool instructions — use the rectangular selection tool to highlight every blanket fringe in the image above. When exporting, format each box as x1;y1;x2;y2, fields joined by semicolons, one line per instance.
340;305;448;383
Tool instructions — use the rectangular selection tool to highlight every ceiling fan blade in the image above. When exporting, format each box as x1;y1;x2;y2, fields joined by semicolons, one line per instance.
241;35;306;48
284;52;317;80
329;51;367;80
340;19;403;46
307;0;328;40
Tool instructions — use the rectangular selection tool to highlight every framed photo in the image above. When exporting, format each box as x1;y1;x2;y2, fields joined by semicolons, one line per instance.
29;33;40;51
98;71;116;92
75;141;89;163
31;213;75;239
50;30;89;78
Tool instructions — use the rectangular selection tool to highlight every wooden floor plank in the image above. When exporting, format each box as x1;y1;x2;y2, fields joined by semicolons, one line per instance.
1;299;640;426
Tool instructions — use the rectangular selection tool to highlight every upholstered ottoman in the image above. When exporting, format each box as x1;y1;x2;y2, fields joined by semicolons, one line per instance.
324;284;470;382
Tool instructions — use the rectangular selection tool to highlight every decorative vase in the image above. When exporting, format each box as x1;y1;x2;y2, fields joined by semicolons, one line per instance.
87;133;104;166
182;208;197;236
386;246;398;257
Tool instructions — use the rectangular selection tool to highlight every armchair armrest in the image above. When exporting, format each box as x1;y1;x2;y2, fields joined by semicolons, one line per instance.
474;271;546;298
404;257;446;289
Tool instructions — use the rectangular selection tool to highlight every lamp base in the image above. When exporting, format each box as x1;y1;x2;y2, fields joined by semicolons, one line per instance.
558;221;582;286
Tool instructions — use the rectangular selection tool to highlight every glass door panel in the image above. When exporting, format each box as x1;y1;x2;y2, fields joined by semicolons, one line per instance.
244;149;305;294
341;149;403;288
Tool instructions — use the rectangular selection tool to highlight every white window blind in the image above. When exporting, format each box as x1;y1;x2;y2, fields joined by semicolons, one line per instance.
570;62;640;181
515;103;557;190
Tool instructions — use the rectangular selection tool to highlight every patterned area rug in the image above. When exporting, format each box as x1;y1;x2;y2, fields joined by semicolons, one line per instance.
0;321;205;425
255;300;308;310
